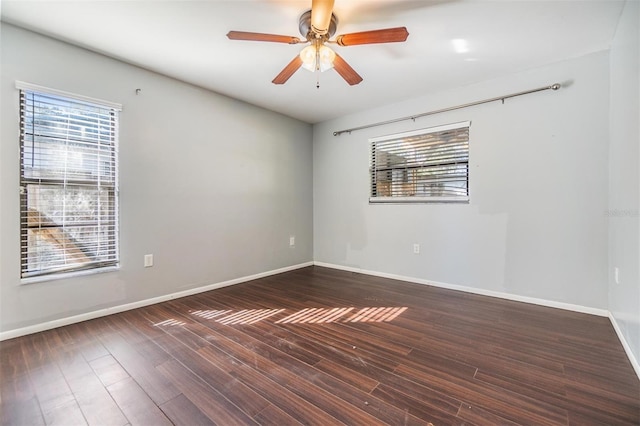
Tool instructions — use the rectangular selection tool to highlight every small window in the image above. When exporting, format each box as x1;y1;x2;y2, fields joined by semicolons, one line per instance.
18;83;120;280
369;121;470;203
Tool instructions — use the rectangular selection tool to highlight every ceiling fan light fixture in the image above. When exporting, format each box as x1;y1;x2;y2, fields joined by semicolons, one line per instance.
318;45;336;72
300;45;317;71
300;44;335;72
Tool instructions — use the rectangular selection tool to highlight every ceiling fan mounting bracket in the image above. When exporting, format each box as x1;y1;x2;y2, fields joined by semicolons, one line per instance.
298;10;338;42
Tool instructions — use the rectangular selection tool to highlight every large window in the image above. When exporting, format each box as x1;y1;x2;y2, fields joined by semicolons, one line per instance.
18;82;120;280
369;121;470;203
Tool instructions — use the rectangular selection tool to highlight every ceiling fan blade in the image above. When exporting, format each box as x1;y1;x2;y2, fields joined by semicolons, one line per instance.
227;31;302;44
333;53;363;86
272;56;303;84
311;0;335;35
336;27;409;46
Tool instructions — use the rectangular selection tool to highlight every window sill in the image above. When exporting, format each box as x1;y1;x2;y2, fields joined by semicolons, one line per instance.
20;265;120;285
369;196;469;204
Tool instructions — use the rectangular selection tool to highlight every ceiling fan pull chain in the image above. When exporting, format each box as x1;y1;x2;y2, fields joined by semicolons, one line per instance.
315;42;321;72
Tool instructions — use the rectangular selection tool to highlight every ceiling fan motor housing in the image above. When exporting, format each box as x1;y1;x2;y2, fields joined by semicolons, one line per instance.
299;10;338;41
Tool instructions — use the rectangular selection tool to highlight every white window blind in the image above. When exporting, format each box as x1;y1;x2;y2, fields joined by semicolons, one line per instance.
369;121;470;203
19;84;120;279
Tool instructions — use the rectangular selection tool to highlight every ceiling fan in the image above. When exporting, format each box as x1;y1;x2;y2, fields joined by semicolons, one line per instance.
227;0;409;86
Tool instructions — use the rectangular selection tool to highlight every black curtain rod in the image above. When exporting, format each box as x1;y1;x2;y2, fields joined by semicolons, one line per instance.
333;83;562;136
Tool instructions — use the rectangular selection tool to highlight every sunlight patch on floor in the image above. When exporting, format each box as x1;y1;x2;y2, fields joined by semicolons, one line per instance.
344;307;408;323
153;318;186;327
186;306;408;326
216;309;286;325
276;307;355;324
191;309;232;320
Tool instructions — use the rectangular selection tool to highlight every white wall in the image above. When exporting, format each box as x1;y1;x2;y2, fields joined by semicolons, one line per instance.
314;51;610;310
0;24;313;333
609;0;640;368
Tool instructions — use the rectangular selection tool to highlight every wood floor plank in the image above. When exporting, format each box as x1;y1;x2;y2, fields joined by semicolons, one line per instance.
252;403;304;426
26;335;88;425
96;318;182;405
57;353;128;426
371;382;462;425
89;354;130;387
1;266;638;425
473;369;569;409
0;338;28;381
29;363;78;418
313;358;380;393
113;310;178;366
42;399;88;426
65;322;111;362
107;377;173;426
0;374;45;426
21;333;53;372
456;402;521;426
156;359;258;425
159;393;216;426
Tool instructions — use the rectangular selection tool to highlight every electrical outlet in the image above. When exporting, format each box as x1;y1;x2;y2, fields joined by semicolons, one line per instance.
614;267;619;284
144;254;154;267
413;243;420;254
289;236;295;247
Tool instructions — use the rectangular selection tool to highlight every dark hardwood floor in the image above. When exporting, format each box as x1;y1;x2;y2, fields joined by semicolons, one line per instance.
1;266;639;425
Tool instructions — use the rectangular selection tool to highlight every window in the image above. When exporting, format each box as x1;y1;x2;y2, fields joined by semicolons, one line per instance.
18;82;120;280
369;121;470;203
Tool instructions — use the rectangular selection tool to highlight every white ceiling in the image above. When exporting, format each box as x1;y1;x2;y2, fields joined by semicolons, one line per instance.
1;0;625;123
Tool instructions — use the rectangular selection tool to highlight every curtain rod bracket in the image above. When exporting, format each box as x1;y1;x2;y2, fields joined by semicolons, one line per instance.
333;82;562;136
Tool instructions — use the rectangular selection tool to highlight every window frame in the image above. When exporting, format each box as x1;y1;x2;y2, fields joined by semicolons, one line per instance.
17;81;121;282
369;121;470;204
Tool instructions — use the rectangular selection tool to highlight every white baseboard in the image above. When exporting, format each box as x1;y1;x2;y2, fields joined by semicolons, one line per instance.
0;261;313;341
608;312;640;380
313;261;609;317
